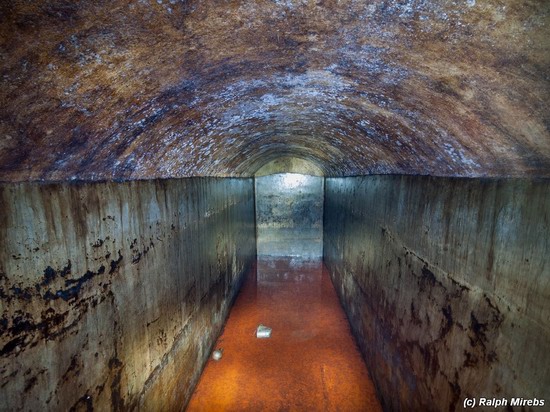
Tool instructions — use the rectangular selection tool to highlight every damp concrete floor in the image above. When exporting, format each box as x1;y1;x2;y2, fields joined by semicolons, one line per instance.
186;258;382;411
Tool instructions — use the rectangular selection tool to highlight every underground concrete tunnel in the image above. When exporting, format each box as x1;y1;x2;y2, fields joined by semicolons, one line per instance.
1;0;550;411
187;167;382;410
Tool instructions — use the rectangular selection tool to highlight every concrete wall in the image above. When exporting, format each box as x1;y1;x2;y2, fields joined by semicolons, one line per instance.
0;178;255;411
324;176;550;411
255;174;323;258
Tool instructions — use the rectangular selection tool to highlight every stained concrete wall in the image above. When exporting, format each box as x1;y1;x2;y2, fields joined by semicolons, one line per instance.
255;174;323;258
324;176;550;411
0;178;255;411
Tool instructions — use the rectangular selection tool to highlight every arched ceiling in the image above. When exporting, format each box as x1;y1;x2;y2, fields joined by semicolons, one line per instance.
0;0;549;181
255;157;324;176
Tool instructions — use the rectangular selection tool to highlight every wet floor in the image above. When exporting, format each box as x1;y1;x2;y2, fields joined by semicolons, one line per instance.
186;258;382;411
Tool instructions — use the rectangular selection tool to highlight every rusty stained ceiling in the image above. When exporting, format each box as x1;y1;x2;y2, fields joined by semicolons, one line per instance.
0;0;549;181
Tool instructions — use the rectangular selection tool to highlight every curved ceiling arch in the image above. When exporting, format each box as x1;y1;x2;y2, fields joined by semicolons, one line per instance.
0;0;549;181
254;156;324;177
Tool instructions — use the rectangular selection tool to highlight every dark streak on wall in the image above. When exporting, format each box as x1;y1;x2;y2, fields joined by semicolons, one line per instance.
0;178;255;411
324;175;550;412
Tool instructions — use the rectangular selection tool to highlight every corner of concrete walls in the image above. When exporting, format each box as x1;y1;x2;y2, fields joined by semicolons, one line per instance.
323;175;550;412
0;178;256;411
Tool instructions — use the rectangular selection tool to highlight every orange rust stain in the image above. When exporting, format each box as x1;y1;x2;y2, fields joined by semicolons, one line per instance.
186;258;382;411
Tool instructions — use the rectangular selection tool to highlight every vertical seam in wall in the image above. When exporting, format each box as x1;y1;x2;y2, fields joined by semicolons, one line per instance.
253;176;258;259
321;176;327;262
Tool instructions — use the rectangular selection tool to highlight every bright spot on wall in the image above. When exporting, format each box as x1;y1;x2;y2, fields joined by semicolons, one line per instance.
281;173;310;189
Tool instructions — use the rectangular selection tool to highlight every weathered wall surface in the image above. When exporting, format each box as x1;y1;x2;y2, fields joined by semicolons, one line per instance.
256;174;323;258
0;178;255;411
324;176;550;411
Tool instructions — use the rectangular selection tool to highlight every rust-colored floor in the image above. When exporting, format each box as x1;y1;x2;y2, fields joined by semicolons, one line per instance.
186;258;382;411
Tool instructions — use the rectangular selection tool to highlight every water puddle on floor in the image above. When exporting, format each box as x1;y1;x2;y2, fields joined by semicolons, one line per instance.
186;257;382;411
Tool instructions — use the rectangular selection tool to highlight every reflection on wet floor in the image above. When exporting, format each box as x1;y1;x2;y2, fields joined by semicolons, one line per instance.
186;258;382;411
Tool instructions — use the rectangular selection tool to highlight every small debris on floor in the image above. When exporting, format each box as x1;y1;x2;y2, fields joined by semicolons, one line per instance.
212;349;223;361
256;324;272;338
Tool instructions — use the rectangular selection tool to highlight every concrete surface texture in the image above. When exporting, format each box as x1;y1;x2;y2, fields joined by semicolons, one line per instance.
186;258;382;411
256;174;323;258
1;1;549;181
324;175;550;411
0;178;256;411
